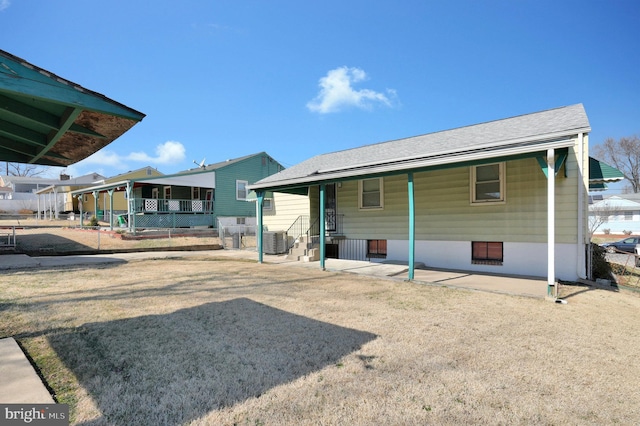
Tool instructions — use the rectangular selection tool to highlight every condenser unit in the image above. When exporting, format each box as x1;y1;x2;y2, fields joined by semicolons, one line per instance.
263;231;287;254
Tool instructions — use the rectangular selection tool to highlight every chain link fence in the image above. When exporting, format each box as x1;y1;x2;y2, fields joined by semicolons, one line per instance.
602;247;640;289
218;224;257;250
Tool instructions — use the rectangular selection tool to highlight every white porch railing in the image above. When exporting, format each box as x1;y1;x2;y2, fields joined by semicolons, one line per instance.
132;198;214;213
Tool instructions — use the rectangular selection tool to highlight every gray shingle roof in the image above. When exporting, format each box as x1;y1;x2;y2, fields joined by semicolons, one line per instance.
251;104;590;190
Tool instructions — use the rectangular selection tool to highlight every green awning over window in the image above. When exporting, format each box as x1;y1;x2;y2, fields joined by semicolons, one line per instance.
589;157;624;191
589;157;624;182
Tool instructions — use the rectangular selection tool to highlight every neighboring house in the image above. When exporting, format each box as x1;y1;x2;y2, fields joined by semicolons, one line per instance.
0;186;11;200
35;173;107;218
80;167;163;220
0;175;62;193
590;194;640;235
250;104;622;287
0;175;69;213
71;152;284;230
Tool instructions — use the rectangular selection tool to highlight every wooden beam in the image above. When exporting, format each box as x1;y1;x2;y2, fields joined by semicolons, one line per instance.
0;118;47;147
30;107;81;164
0;93;59;129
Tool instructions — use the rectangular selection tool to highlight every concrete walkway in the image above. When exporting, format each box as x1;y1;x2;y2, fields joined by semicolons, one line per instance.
0;337;54;403
0;249;550;404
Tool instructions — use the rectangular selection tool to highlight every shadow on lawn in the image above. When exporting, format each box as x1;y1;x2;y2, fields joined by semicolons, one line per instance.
48;298;376;425
16;232;96;254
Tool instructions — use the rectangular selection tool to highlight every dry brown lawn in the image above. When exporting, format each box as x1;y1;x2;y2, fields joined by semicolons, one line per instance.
1;220;220;253
1;250;640;425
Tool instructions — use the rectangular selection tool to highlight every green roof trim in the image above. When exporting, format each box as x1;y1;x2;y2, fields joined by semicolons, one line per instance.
0;49;145;166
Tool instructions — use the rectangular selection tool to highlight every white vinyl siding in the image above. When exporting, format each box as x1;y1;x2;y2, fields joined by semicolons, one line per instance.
262;192;310;231
359;178;384;209
336;142;580;244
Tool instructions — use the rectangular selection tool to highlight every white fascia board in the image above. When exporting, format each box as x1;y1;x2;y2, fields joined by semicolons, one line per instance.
136;173;215;188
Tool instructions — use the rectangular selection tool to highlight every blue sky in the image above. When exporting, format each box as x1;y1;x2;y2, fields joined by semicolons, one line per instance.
1;0;639;190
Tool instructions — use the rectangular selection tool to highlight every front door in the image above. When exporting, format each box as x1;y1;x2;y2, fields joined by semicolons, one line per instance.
325;183;337;232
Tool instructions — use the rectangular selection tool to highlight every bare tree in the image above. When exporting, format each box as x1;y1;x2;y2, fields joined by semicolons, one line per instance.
4;162;50;177
593;135;640;193
589;201;621;237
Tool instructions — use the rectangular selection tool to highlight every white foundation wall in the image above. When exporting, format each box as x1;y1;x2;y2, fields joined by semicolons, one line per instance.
375;240;583;281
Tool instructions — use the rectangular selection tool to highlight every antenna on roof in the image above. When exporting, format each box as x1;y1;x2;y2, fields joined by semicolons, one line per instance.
193;158;206;168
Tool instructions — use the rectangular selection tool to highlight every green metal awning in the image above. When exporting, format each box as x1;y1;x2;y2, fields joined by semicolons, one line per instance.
589;157;624;191
0;50;145;166
589;157;624;182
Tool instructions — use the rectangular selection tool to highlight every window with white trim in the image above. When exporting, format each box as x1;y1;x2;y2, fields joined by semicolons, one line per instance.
236;180;248;200
471;163;505;204
359;178;384;209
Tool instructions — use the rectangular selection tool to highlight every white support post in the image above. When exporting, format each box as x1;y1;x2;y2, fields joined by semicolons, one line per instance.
547;148;556;298
126;182;132;232
576;133;587;279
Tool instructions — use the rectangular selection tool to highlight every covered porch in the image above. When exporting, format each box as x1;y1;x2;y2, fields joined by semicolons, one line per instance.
71;169;217;231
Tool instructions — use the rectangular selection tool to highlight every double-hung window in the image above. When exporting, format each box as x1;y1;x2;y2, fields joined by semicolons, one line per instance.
236;180;248;201
359;178;384;209
471;163;505;204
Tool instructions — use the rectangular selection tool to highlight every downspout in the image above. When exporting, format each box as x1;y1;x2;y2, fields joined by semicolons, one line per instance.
408;172;415;280
319;184;326;271
547;148;556;298
576;133;587;279
257;190;264;264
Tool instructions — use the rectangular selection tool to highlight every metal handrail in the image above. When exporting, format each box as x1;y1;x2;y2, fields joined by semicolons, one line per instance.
285;215;310;249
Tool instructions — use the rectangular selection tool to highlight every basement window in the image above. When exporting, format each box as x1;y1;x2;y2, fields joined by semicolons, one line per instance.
472;241;503;265
368;239;387;259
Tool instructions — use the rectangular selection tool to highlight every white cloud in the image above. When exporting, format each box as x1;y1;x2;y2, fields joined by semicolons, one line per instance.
127;141;185;164
79;150;123;167
66;141;186;177
306;66;396;114
0;0;10;12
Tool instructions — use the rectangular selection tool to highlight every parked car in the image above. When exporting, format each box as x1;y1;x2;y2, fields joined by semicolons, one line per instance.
600;237;640;253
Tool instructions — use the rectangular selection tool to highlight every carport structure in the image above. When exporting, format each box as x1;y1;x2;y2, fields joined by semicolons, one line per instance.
0;49;145;166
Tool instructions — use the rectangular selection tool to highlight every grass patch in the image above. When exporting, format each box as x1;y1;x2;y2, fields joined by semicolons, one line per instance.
1;258;640;424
